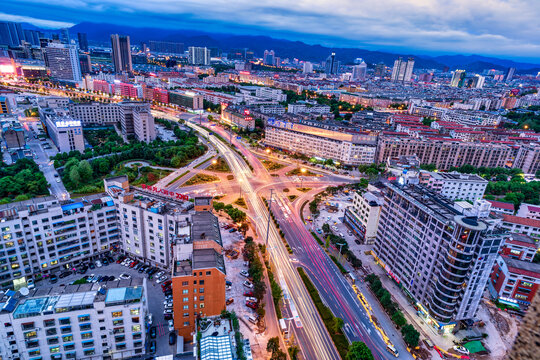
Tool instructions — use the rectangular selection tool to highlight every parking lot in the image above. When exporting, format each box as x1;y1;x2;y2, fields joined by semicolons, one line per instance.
311;194;359;247
219;219;265;359
33;255;175;357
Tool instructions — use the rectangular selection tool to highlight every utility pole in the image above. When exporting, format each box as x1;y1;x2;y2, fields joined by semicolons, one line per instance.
336;242;346;262
265;189;274;247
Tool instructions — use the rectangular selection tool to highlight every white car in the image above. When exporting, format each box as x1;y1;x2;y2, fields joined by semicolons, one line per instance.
240;270;249;278
119;273;131;280
226;285;232;291
156;275;168;284
95;260;102;268
245;297;257;303
453;346;469;355
163;300;174;306
156;271;165;278
168;320;174;331
165;303;173;309
243;281;254;289
27;279;35;289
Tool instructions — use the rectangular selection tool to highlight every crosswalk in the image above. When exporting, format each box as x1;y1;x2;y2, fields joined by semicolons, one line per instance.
156;322;167;337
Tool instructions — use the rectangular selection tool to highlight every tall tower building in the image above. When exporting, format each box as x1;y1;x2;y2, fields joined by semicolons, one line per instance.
374;62;385;77
0;21;24;46
505;67;516;82
263;50;275;66
188;46;211;65
77;32;88;51
374;183;505;329
391;57;414;82
110;34;133;73
450;70;466;87
43;43;82;82
60;28;70;44
325;52;339;75
303;61;313;74
352;62;367;81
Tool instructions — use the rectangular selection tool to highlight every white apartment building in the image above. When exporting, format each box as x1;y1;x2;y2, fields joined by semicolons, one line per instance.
264;118;377;165
68;102;123;125
118;102;156;143
419;171;488;202
517;203;540;220
344;191;382;244
500;214;540;241
0;278;147;360
40;108;85;153
104;176;192;268
0;194;119;290
259;105;286;115
374;183;506;330
287;103;331;114
442;110;501;126
255;87;287;102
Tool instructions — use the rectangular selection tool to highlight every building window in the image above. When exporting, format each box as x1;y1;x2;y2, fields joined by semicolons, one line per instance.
130;308;139;315
113;319;124;326
111;311;122;318
81;332;92;339
83;348;95;356
62;335;73;342
43;319;55;328
49;346;60;353
78;314;90;322
79;323;91;331
64;343;75;351
21;322;35;330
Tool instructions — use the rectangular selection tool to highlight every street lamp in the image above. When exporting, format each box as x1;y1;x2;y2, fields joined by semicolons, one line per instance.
212;159;218;165
300;168;306;189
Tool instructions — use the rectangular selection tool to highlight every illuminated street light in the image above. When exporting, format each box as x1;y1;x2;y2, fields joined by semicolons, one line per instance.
212;159;218;165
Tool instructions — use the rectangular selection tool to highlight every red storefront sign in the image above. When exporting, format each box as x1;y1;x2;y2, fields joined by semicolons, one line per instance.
141;184;189;201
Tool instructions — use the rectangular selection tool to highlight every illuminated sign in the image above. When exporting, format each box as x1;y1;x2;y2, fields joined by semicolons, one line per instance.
141;184;189;201
55;120;82;128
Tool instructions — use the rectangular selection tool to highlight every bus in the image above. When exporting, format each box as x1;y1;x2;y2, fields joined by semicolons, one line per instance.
279;318;289;338
386;344;399;357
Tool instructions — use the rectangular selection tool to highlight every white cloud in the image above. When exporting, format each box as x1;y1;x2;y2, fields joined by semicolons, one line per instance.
0;12;75;28
4;0;540;58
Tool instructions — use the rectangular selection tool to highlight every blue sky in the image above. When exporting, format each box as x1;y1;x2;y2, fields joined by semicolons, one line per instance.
2;0;540;62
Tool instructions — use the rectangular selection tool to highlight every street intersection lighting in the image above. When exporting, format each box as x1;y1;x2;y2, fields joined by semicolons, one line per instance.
212;159;218;165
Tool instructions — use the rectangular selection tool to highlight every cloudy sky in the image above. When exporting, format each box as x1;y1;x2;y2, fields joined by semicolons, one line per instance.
2;0;540;62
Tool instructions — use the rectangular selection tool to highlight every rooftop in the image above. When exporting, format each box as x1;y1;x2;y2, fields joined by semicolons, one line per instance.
191;211;222;247
502;214;540;228
430;171;487;183
503;256;540;275
488;200;515;211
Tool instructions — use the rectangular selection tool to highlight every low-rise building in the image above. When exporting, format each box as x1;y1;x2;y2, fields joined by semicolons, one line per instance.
118;102;156;143
490;256;540;308
264;118;377;165
41;109;85;153
487;200;515;215
419;171;488;202
68;102;122;126
0;278;148;360
169;90;203;110
221;107;255;130
344;191;382;244
500;233;538;262
517;203;540;220
500;214;540;241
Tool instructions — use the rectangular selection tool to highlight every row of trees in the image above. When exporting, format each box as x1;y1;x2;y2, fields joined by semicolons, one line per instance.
504;109;540;132
321;224;363;268
365;274;420;348
0;159;49;203
213;202;247;223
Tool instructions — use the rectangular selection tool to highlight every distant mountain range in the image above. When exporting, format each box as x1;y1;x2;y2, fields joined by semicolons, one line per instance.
36;22;540;73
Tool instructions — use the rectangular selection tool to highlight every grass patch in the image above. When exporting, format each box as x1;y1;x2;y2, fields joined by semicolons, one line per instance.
234;197;247;209
297;267;349;359
261;159;285;171
288;195;298;202
297;187;312;193
226;174;234;181
329;255;348;274
166;170;190;186
270;174;279;177
286;167;317;176
183;173;220;186
130;167;172;186
207;157;231;172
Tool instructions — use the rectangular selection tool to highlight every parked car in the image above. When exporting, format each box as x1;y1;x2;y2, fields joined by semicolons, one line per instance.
119;273;131;280
78;266;88;274
50;274;58;283
27;279;35;289
164;289;172;297
453;346;469;355
59;271;72;279
245;297;257;303
163;300;173;306
156;271;165;278
134;263;142;270
161;280;172;288
102;259;109;266
156;275;168;284
243;281;254;289
225;285;232;291
169;332;176;345
107;275;115;281
164;309;173;315
150;326;156;339
168;320;174;332
148;340;156;353
226;298;234;305
138;265;147;273
246;300;257;309
240;270;249;278
88;262;96;269
355;239;361;245
225;280;232;286
243;291;254;297
229;228;237;233
95;260;102;268
116;256;126;264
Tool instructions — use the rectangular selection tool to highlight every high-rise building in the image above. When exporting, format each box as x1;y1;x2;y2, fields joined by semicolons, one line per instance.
0;21;24;46
77;32;88;51
374;62;385;77
188;46;211;65
43;42;82;82
505;67;516;82
263;50;275;66
390;57;414;82
374;183;505;329
325;52;339;75
352;62;367;81
60;28;70;44
450;70;466;87
302;61;313;74
148;40;184;54
119;102;156;143
469;74;485;89
23;29;40;46
79;54;92;74
172;207;226;340
110;34;133;73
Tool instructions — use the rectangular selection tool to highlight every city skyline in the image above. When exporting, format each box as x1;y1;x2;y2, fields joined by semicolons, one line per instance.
1;0;540;62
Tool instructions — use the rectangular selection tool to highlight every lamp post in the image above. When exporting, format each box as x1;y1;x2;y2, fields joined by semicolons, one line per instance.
336;242;346;262
265;189;274;246
300;167;306;189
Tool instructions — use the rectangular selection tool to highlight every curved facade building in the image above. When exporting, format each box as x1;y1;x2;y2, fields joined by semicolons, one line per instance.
374;183;505;331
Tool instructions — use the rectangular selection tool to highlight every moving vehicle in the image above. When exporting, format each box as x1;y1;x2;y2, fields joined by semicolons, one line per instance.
386;344;399;357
